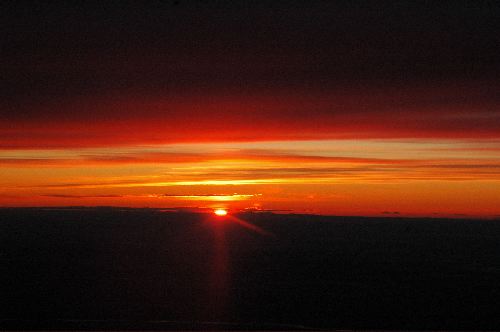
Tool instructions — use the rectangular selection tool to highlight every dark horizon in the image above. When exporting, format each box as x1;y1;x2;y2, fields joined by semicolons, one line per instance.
2;206;499;220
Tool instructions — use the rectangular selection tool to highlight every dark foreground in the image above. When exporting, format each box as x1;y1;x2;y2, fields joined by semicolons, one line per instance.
1;208;500;330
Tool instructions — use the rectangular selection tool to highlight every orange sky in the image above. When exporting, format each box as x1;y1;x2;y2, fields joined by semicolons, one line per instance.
2;83;500;219
2;139;500;218
2;2;500;218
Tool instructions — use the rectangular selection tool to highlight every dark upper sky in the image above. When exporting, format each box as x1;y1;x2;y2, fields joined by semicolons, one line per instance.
1;1;500;147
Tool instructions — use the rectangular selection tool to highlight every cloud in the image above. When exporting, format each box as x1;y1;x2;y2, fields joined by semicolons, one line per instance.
2;83;500;149
40;194;123;198
161;193;260;201
0;149;418;167
162;193;259;197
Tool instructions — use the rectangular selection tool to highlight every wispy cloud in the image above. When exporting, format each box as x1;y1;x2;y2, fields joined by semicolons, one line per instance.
161;193;261;201
40;194;124;198
1;139;499;216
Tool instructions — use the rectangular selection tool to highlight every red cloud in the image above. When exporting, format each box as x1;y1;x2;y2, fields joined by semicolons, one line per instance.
1;82;499;149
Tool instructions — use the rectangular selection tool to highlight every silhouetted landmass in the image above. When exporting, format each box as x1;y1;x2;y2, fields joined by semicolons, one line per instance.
1;207;500;330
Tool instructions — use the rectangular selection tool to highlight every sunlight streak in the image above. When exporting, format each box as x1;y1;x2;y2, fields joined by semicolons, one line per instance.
227;215;274;237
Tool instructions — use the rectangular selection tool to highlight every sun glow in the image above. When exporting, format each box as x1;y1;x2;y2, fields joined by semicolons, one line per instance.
214;209;228;216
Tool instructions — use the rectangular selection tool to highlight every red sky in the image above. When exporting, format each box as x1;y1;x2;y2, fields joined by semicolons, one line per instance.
2;81;500;149
1;2;500;217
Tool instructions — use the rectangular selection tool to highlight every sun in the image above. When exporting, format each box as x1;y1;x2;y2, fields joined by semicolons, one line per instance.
214;209;228;216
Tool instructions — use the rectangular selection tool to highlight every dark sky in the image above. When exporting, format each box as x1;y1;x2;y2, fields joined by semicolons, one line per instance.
1;1;500;147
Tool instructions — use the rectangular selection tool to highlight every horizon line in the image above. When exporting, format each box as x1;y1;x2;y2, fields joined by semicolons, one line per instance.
1;206;499;220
